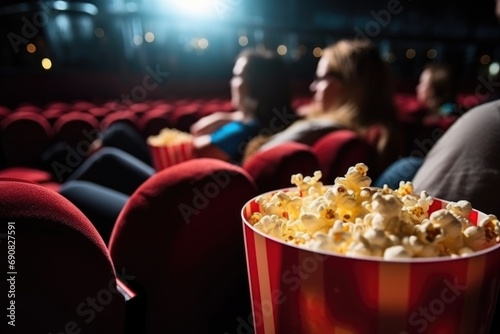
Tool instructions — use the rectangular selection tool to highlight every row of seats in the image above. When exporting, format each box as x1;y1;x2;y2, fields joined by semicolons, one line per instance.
0;93;470;169
0;121;378;332
0;159;258;333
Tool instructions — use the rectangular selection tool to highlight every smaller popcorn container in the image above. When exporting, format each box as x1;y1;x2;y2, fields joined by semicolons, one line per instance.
147;128;195;171
242;189;500;334
148;140;194;171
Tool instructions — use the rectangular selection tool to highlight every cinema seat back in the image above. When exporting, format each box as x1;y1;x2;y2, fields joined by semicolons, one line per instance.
243;142;321;193
0;179;125;333
109;158;258;333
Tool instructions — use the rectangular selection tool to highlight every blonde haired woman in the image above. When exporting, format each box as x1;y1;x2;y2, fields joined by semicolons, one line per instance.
250;39;402;174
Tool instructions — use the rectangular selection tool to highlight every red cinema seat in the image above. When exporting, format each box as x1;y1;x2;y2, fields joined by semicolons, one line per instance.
14;104;42;114
169;106;200;132
109;159;258;333
0;106;11;122
45;101;71;112
243;142;321;193
42;108;67;125
101;111;141;132
72;100;96;111
54;112;100;146
312;130;377;185
88;107;112;120
140;111;173;138
1;111;54;166
0;179;125;333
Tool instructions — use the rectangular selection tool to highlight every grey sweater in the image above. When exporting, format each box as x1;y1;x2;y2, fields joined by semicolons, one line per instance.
413;100;500;216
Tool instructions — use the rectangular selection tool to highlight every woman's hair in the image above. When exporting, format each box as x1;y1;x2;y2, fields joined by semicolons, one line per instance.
319;39;398;130
422;62;457;111
237;48;294;131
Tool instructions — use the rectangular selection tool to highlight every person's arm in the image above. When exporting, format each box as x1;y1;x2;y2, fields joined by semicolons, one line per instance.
190;111;244;137
192;135;231;161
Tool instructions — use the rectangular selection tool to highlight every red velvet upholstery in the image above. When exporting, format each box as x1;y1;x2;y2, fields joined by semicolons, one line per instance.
54;112;100;145
42;108;66;125
1;111;54;166
0;106;10;122
0;180;125;332
312;130;377;184
88;107;112;120
0;167;53;183
101;111;141;132
72;100;96;110
243;142;321;193
109;158;258;333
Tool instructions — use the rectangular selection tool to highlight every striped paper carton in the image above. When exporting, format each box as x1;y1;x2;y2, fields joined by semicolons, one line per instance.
148;140;194;171
242;189;500;334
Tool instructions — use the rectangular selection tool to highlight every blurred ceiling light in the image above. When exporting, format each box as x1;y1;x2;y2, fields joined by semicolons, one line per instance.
277;45;287;56
133;35;143;46
427;49;437;59
198;38;209;49
169;0;214;18
26;43;36;53
489;62;500;76
313;47;323;58
52;1;98;15
41;58;52;70
480;55;491;65
94;28;104;38
239;36;248;46
53;1;68;10
405;49;416;59
145;32;155;43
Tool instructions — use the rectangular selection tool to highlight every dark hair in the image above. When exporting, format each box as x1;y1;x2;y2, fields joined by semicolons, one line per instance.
237;48;294;131
423;62;457;110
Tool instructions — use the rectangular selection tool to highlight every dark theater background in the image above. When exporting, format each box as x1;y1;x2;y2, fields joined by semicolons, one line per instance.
1;1;500;334
0;0;499;105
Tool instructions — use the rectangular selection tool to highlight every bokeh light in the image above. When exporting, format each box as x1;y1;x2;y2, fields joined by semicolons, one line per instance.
41;58;52;70
239;36;248;46
277;45;287;55
427;49;437;59
480;54;491;65
26;43;36;53
405;49;416;59
145;32;155;43
94;28;104;38
133;35;143;46
313;47;323;58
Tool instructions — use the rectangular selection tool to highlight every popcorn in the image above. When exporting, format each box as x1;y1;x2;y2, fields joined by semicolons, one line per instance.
249;163;500;259
147;128;193;146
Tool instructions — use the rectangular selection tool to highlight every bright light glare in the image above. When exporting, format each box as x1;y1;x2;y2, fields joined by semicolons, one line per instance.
133;35;143;46
277;45;287;56
145;32;155;43
169;0;214;17
490;62;500;76
239;36;248;46
41;58;52;70
198;38;209;49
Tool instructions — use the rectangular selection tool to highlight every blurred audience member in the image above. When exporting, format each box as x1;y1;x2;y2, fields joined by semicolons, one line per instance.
416;62;461;118
247;39;402;175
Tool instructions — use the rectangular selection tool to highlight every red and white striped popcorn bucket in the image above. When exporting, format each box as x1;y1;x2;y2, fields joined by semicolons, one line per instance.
148;140;195;171
242;190;500;334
